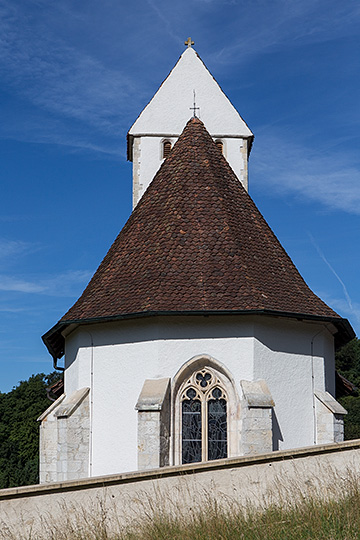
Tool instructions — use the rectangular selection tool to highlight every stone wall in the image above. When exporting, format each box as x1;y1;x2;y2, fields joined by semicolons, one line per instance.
132;136;142;208
315;390;347;444
2;440;360;539
136;378;171;469
240;379;274;455
39;388;90;483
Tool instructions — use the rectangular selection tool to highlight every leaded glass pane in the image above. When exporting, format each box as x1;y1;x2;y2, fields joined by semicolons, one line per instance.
208;395;227;461
182;398;201;464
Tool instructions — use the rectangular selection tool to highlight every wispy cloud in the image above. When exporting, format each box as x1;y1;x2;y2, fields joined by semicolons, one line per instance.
252;132;360;214
0;270;91;296
145;0;182;45
210;0;360;65
0;1;141;148
0;239;38;260
0;276;45;294
1;0;358;157
0;305;27;313
0;109;123;158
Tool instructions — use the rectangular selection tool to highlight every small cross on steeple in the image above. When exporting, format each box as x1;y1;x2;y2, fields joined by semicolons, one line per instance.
190;89;200;118
185;37;194;48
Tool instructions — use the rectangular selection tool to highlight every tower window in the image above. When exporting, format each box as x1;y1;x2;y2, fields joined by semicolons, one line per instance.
215;140;223;154
180;368;227;464
163;140;172;159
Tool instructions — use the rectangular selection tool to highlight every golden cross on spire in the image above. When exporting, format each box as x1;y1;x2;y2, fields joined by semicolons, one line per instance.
185;37;194;48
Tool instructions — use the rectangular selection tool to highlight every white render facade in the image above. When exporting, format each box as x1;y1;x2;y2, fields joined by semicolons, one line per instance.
40;314;345;482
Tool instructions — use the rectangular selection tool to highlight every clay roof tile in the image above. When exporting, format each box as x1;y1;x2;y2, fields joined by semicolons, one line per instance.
43;118;354;358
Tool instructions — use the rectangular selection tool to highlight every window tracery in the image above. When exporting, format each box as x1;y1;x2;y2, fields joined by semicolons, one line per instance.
180;368;227;464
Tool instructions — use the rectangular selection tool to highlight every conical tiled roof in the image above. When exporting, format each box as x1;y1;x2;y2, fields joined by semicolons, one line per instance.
43;118;354;358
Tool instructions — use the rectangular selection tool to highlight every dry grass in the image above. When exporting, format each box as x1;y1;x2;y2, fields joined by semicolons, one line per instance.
2;471;360;539
120;481;360;540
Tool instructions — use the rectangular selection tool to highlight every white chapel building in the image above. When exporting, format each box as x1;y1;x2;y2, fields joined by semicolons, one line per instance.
39;42;354;484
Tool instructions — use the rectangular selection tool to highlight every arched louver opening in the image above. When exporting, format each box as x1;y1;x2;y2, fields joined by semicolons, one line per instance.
215;140;223;154
163;140;172;159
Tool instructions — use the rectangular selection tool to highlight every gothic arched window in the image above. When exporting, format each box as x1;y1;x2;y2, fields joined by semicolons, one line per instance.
162;140;172;159
180;368;227;464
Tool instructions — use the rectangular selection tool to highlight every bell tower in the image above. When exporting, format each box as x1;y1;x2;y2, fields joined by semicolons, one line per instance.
127;39;254;207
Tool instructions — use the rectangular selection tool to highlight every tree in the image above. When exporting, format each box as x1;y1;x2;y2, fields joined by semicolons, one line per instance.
336;338;360;440
0;372;62;489
336;338;360;388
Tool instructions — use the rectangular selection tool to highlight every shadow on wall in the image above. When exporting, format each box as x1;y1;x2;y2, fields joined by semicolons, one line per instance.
272;409;284;451
255;318;331;356
63;315;255;369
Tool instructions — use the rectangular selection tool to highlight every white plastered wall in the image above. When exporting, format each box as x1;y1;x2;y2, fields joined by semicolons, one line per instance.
63;315;335;478
253;318;335;451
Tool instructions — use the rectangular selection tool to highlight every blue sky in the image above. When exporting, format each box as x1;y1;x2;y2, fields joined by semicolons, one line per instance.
1;0;360;392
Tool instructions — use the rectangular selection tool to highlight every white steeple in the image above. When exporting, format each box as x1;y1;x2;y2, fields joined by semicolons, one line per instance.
128;43;253;207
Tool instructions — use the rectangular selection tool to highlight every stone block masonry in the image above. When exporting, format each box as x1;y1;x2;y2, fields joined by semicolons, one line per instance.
240;379;274;455
38;388;90;483
136;378;171;469
315;390;347;444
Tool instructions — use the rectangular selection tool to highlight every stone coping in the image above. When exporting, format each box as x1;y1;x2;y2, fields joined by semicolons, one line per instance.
1;439;360;501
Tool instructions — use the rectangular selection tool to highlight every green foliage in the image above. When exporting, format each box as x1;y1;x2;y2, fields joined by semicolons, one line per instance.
0;372;62;489
338;395;360;440
336;338;360;388
336;337;360;440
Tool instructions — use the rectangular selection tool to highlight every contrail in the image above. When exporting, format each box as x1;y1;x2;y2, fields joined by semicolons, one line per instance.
308;232;353;311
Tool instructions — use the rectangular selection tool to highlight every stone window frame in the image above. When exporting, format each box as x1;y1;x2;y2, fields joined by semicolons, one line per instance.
180;367;228;463
172;354;239;466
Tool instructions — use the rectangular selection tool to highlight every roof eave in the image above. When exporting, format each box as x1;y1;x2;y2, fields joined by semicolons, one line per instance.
43;309;355;361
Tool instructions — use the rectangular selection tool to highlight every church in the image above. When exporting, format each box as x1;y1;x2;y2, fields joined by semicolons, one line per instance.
39;41;354;484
